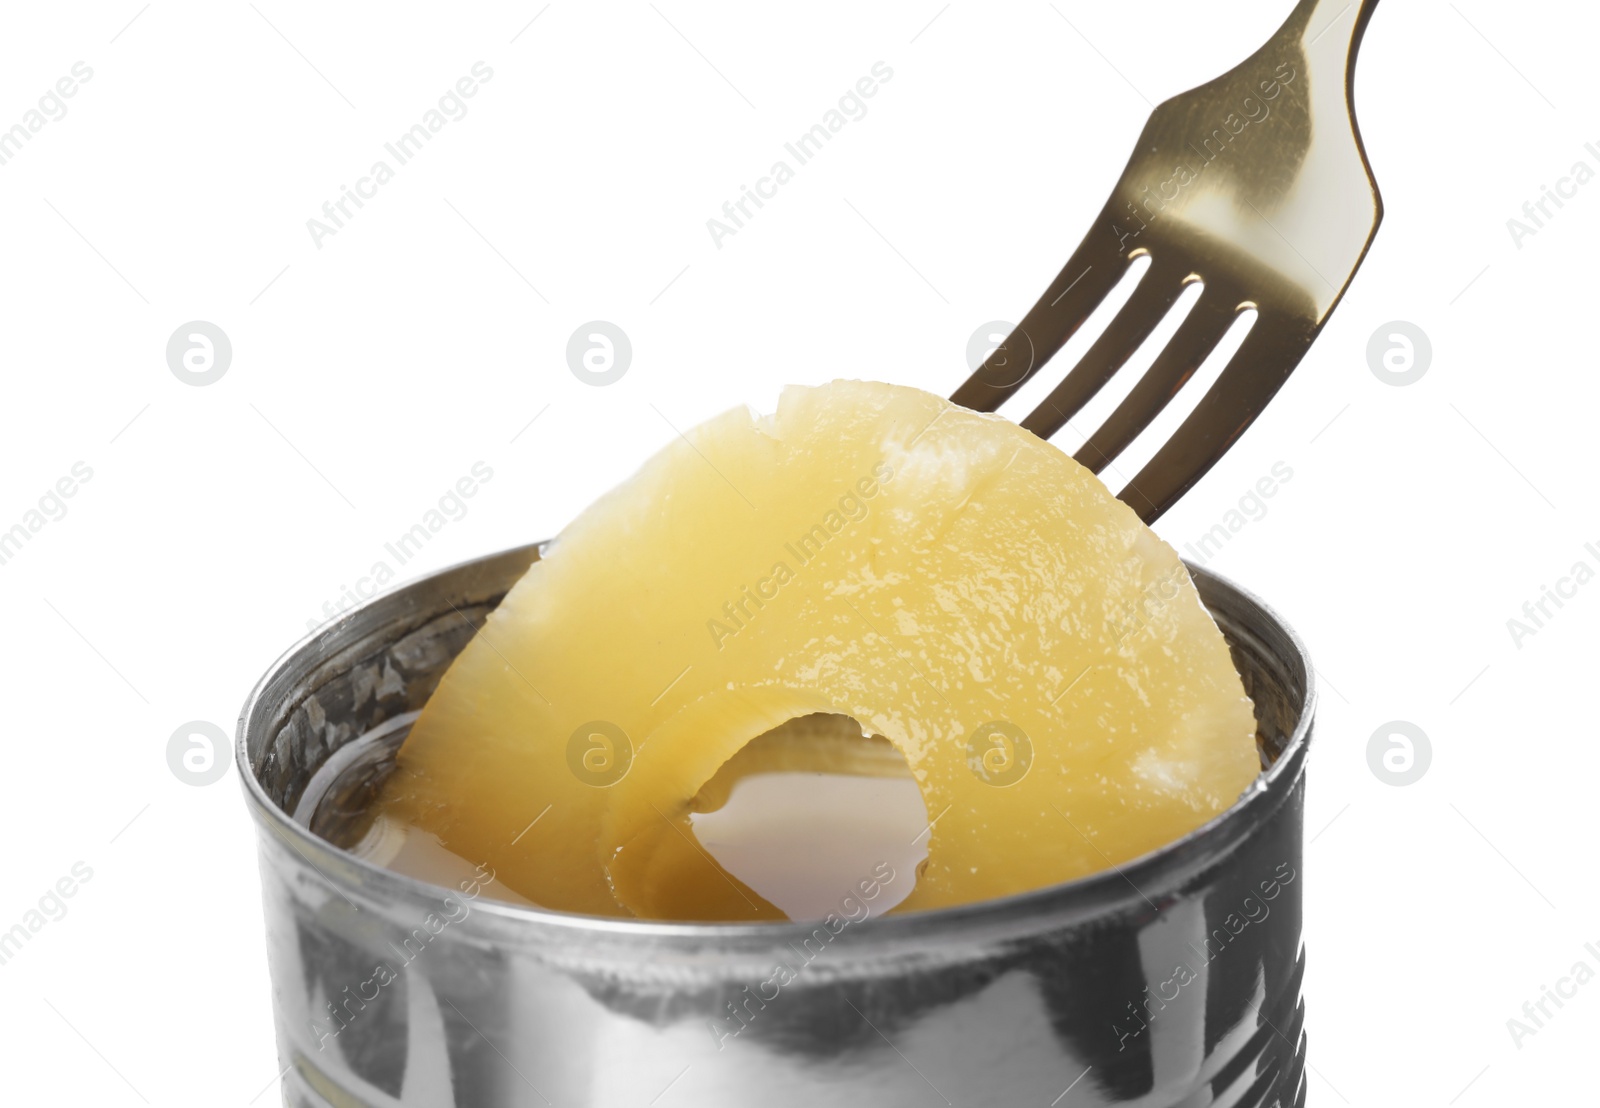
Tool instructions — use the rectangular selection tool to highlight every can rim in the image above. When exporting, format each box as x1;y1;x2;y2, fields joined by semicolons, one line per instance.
236;541;1315;954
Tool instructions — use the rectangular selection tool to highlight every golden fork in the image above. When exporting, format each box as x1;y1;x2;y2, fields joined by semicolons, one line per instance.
952;0;1382;522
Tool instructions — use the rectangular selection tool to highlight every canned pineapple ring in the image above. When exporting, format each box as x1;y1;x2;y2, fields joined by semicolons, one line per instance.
376;381;1259;919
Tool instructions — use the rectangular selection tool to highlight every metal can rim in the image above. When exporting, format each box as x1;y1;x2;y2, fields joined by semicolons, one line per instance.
235;541;1314;962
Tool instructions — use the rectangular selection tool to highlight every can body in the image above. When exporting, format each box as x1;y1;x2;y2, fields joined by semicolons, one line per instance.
238;543;1314;1108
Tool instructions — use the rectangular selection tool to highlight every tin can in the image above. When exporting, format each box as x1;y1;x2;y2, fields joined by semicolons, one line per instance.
238;542;1314;1107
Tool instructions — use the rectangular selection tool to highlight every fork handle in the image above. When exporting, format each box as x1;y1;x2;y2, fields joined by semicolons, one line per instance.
1290;0;1381;64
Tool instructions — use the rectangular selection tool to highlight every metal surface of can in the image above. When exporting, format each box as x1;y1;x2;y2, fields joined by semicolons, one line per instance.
238;542;1315;1108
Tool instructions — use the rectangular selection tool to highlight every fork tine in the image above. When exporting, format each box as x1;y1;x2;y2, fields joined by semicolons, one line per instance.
949;222;1131;413
1115;313;1316;523
1016;259;1195;442
1070;282;1245;475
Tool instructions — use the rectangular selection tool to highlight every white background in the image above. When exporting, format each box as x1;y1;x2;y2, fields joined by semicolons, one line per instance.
0;1;1592;1104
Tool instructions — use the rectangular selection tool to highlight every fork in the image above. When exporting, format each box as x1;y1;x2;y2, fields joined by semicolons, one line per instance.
951;0;1382;523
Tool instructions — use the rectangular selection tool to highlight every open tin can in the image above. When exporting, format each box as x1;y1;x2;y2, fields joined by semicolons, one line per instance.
238;542;1315;1107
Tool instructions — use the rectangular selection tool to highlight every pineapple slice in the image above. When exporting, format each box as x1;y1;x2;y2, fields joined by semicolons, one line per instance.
375;380;1259;919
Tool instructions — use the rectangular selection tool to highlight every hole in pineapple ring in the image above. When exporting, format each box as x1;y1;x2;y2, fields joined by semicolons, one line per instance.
687;714;928;921
602;703;930;922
